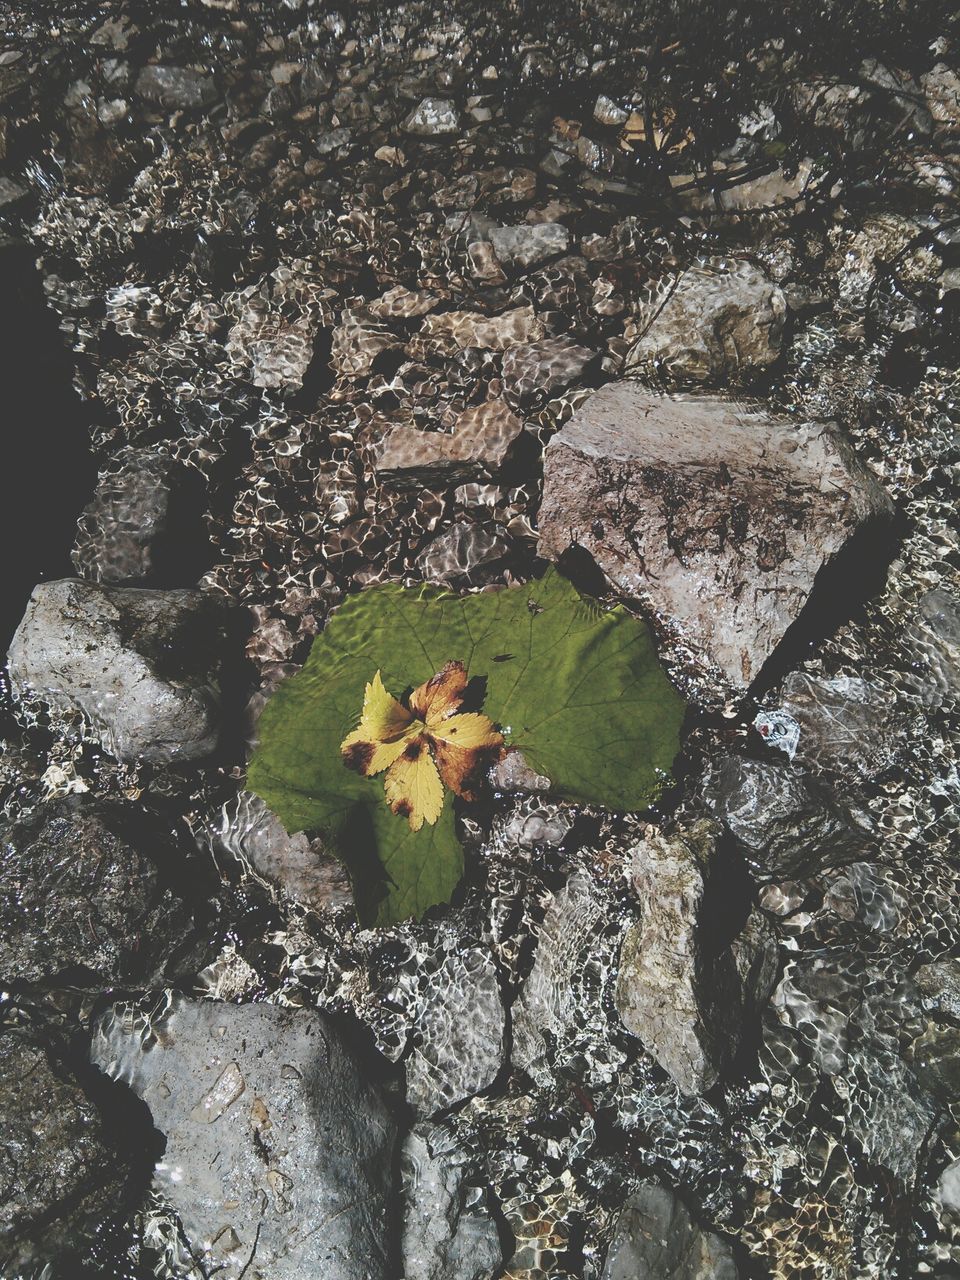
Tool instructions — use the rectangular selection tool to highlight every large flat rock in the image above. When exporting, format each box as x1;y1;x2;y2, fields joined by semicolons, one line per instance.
537;384;893;687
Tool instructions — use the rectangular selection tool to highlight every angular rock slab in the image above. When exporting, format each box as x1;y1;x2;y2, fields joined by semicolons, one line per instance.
601;1183;739;1279
375;399;523;489
7;579;226;763
91;995;397;1280
537;384;893;688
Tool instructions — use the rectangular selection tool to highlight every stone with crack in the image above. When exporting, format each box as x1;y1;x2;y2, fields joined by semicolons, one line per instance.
90;994;397;1280
375;400;523;489
624;258;786;383
537;383;893;688
601;1183;739;1279
8;579;227;764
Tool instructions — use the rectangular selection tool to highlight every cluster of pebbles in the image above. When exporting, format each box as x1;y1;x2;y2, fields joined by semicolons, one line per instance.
3;0;960;1277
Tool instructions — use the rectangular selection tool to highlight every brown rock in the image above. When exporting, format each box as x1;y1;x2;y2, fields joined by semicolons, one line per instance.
537;383;893;688
501;334;597;402
375;399;523;488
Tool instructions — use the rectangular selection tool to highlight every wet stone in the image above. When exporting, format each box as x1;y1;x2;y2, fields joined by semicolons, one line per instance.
8;579;227;764
134;64;217;110
91;994;397;1280
401;1124;504;1280
601;1183;739;1280
703;756;875;879
0;1035;144;1275
404;96;459;136
488;221;570;271
500;333;597;402
776;672;902;775
0;797;201;986
375;399;524;489
625;258;786;383
537;383;894;689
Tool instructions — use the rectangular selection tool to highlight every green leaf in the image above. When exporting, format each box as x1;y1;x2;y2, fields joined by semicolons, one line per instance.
247;567;686;924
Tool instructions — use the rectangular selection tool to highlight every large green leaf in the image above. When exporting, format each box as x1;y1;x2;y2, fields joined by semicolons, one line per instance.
247;567;686;924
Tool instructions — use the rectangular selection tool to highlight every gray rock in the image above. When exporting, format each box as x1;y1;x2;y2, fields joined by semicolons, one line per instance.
501;334;597;402
91;994;397;1280
405;943;506;1116
777;672;901;775
401;1125;504;1280
0;1035;143;1275
417;522;511;587
915;958;960;1022
537;384;893;688
72;447;209;586
135;64;217;110
625;258;786;383
0;798;200;985
489;749;551;793
910;1024;960;1105
8;579;226;764
210;791;354;912
0;176;28;208
922;63;960;136
616;823;778;1095
488;221;569;270
404;97;460;136
375;400;523;489
601;1183;738;1280
937;1157;960;1216
703;756;874;879
910;589;960;705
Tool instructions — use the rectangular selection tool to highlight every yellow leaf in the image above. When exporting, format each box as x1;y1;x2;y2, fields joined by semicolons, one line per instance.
410;660;468;725
340;670;416;776
384;737;444;830
428;713;504;802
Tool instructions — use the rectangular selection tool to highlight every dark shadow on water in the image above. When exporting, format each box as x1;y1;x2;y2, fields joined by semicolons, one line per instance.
0;239;95;653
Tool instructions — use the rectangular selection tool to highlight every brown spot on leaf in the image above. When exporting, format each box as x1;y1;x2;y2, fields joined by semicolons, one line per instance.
392;799;412;819
342;740;375;773
403;738;424;760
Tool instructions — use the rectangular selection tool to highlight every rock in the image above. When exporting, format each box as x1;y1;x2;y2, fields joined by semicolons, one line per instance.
716;162;813;211
0;1034;145;1275
404;97;459;136
776;672;901;775
331;306;401;377
210;791;354;912
625;259;786;383
601;1183;739;1279
71;446;210;585
91;994;397;1280
915;959;960;1021
703;757;874;879
594;94;629;126
501;334;597;402
135;64;217;110
405;942;506;1116
910;1025;960;1105
615;822;777;1095
909;589;960;705
375;400;523;488
414;305;543;356
489;749;551;793
0;175;28;208
922;64;960;136
417;522;511;586
488;221;569;270
8;579;227;764
827;215;938;312
0;797;202;985
537;384;893;687
226;306;317;390
937;1158;960;1216
401;1125;504;1280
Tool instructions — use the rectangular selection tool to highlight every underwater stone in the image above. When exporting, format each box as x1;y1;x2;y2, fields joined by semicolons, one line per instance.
624;258;786;382
376;399;523;488
416;521;511;586
488;221;569;270
500;334;597;402
403;97;459;136
8;579;227;763
538;383;894;688
777;672;901;775
91;994;397;1280
135;64;216;110
401;1125;504;1280
601;1183;739;1280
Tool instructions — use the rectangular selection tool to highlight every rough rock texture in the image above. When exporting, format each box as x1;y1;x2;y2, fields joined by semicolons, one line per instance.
8;579;227;763
703;756;875;879
0;798;200;985
615;823;779;1094
401;1125;504;1280
501;334;597;402
91;994;397;1280
0;1035;142;1274
405;943;506;1116
601;1183;739;1280
624;258;786;383
922;64;960;136
72;446;210;585
225;306;317;391
910;1024;960;1104
135;64;216;110
375;399;523;488
417;521;511;586
403;96;460;136
210;791;354;912
537;384;893;687
415;304;543;355
488;221;569;270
